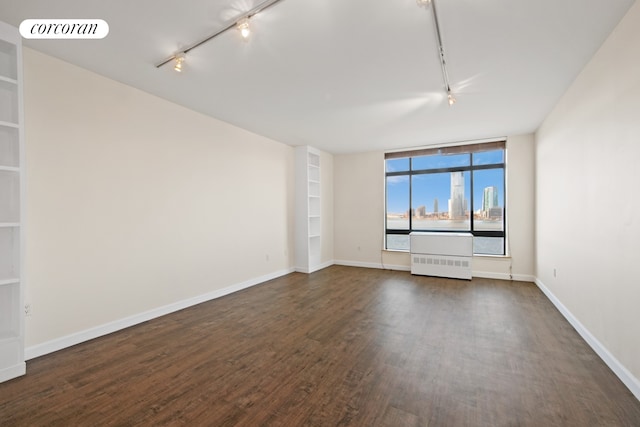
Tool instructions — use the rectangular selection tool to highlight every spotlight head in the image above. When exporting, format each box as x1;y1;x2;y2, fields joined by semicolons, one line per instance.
174;53;185;72
447;91;457;106
237;18;251;40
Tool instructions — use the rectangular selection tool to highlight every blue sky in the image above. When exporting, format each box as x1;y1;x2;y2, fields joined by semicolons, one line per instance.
386;152;504;214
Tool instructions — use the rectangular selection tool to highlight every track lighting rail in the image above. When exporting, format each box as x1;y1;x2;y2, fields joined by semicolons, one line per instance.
428;0;456;105
155;0;286;69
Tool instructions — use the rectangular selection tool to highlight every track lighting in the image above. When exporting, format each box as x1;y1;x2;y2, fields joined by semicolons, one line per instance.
447;90;456;106
236;17;251;40
156;0;287;70
420;0;458;106
173;53;185;72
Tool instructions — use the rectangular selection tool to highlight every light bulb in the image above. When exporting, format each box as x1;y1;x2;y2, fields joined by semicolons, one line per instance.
447;91;457;106
174;53;185;72
237;18;250;40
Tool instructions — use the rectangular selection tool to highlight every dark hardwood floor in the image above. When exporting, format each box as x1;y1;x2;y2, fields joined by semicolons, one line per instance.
1;266;639;426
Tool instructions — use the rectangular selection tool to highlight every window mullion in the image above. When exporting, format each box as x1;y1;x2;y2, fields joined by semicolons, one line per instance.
408;159;413;232
469;153;474;233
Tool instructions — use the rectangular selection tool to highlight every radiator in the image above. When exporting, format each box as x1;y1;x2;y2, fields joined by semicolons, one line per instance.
410;232;473;280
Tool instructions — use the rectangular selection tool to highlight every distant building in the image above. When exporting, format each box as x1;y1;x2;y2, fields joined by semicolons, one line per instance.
433;198;438;213
481;186;502;219
482;186;499;212
448;172;467;219
415;205;426;218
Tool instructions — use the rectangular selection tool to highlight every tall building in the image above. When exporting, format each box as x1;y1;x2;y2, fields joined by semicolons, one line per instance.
448;172;466;219
433;198;438;213
482;186;499;212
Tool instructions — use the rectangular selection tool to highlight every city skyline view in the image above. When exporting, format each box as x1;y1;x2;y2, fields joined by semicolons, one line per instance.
386;168;504;217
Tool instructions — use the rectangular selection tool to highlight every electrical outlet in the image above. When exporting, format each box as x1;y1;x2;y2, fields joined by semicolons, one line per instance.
24;303;32;317
553;268;557;278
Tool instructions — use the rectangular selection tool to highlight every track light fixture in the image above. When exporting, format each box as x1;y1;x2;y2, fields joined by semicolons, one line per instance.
156;0;286;70
173;53;185;72
236;17;251;40
447;89;456;106
416;0;432;7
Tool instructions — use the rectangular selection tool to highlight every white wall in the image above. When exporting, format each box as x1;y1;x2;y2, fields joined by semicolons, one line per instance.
334;151;385;269
23;49;294;350
535;1;640;393
474;135;535;280
333;136;535;281
320;150;334;265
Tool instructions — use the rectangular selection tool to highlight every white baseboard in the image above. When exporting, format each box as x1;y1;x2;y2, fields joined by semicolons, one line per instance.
295;260;334;274
334;259;413;271
25;268;295;361
535;278;640;402
0;362;26;383
384;264;411;271
334;259;382;270
473;271;535;282
335;261;534;279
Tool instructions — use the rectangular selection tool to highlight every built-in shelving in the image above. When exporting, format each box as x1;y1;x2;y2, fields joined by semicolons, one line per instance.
0;20;25;383
295;146;323;273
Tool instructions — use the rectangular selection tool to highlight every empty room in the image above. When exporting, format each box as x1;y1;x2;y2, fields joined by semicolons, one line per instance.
0;0;639;425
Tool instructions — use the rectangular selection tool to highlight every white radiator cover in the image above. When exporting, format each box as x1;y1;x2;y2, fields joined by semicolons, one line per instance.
410;232;473;280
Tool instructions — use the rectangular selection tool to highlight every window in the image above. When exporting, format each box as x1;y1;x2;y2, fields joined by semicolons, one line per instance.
385;141;506;255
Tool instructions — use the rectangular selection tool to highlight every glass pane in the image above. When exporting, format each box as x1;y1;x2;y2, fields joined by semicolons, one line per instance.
473;149;504;165
412;171;470;230
386;175;409;230
386;158;409;173
412;153;469;170
386;234;410;251
474;237;504;255
473;168;504;231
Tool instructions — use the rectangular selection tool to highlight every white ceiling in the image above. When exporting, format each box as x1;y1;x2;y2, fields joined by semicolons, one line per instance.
0;0;635;153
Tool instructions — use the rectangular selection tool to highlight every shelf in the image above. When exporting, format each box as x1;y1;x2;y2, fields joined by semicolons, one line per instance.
0;125;18;167
0;75;17;86
308;153;320;168
0;283;19;338
309;197;320;217
0;169;20;223
308;181;320;198
0;80;18;124
0;120;18;129
0;40;17;82
296;146;323;273
309;216;320;236
308;165;320;182
0;221;19;281
0;22;23;383
0;330;19;342
0;278;19;286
